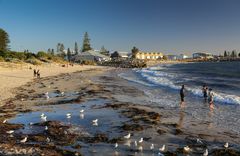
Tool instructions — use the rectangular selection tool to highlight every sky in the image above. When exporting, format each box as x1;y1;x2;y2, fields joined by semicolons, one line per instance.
1;0;240;55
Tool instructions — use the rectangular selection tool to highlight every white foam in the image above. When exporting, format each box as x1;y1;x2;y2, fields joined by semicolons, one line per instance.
118;73;154;87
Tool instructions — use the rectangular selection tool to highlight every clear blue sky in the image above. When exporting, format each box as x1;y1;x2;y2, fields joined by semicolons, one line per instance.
1;0;240;54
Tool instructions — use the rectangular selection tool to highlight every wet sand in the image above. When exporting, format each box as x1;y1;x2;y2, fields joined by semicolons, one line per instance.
0;67;239;156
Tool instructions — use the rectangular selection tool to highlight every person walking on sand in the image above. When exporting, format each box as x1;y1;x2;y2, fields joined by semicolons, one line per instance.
202;85;208;101
180;85;185;103
33;69;37;77
37;70;40;78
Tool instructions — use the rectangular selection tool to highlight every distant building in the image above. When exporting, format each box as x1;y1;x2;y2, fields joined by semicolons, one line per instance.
72;50;110;62
178;54;189;60
167;54;178;60
135;51;163;60
193;52;213;59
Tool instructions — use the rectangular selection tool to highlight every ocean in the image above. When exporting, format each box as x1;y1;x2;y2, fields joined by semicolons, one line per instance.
119;61;240;135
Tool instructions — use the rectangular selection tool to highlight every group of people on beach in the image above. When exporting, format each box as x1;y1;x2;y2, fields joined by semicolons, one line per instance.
179;84;214;106
33;69;40;78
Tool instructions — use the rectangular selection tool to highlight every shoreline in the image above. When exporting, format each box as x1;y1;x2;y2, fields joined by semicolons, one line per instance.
0;67;239;155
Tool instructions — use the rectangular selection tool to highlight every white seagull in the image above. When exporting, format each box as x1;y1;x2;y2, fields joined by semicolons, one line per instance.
203;149;208;156
138;138;143;143
45;126;48;130
20;137;28;143
3;119;7;123
61;92;64;96
40;113;45;118
80;109;84;113
46;137;50;143
115;143;118;148
159;144;165;152
6;130;14;134
134;141;138;147
92;119;98;123
183;146;191;152
224;142;229;148
66;113;71;119
124;133;131;139
41;115;47;121
150;144;154;150
197;138;203;144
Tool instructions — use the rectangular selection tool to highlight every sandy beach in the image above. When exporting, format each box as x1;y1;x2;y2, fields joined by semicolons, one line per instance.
0;66;239;156
0;63;100;103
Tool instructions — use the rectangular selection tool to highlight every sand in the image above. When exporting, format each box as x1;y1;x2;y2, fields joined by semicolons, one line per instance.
0;63;100;103
0;66;239;155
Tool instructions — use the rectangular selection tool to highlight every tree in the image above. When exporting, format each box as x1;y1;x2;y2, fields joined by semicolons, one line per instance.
100;46;109;56
110;51;120;59
224;50;228;57
131;46;139;59
47;48;51;54
67;48;71;61
231;50;237;58
74;42;79;55
162;55;168;60
82;32;92;52
51;49;54;55
0;28;10;51
57;43;61;52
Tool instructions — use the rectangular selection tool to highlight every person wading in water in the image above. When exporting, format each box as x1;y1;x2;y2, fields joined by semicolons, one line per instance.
180;85;185;104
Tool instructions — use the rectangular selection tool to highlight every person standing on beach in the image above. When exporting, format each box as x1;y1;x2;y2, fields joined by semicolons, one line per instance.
208;88;214;104
202;85;208;101
180;85;185;103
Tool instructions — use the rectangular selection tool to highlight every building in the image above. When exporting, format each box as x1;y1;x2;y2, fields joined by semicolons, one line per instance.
72;50;110;62
167;54;178;60
135;51;163;60
193;52;213;59
178;54;189;60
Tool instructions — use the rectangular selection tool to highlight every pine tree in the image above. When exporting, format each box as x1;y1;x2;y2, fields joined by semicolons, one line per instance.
74;42;79;55
47;48;51;54
224;50;228;57
67;48;71;61
59;44;65;58
57;43;61;53
82;32;92;52
100;46;109;56
131;46;139;59
231;50;237;58
0;28;10;51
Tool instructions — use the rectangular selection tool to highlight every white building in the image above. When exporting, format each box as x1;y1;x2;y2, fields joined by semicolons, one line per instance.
178;54;189;60
193;52;213;59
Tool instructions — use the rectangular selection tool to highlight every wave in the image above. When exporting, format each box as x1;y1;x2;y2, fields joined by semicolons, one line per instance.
119;68;240;105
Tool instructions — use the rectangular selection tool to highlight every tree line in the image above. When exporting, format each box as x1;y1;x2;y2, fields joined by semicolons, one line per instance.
223;50;240;58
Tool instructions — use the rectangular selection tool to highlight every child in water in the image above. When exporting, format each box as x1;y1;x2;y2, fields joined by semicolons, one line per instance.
208;88;214;107
202;85;208;101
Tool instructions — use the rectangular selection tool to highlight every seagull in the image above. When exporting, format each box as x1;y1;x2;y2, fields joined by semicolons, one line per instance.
80;109;84;113
40;113;45;118
203;149;208;156
46;137;50;143
124;133;131;139
115;143;118;148
159;144;165;152
41;115;47;121
6;130;14;134
134;141;138;147
20;137;28;143
138;146;143;151
29;122;33;126
150;144;154;150
61;92;64;96
92;119;98;123
80;113;84;119
183;146;191;152
138;138;143;143
3;119;7;123
224;142;229;148
45;126;48;130
197;138;203;144
66;113;71;119
158;152;164;156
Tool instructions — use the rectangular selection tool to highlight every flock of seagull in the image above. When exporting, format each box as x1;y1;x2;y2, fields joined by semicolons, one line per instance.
2;91;232;155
